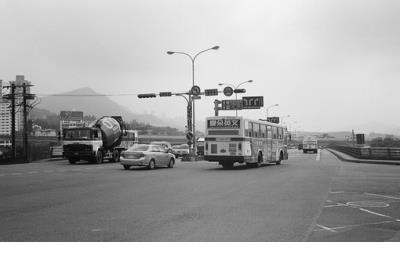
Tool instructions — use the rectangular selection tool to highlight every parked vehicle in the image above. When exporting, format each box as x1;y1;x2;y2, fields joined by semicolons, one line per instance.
150;141;172;153
63;116;125;164
172;144;189;158
120;144;175;170
298;143;303;150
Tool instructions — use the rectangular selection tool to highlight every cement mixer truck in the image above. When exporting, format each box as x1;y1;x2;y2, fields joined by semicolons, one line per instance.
63;116;125;164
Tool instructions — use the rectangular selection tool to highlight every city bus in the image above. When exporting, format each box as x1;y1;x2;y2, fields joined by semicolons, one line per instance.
204;116;289;169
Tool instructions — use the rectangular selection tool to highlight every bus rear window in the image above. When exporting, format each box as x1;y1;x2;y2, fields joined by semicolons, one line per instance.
208;130;239;135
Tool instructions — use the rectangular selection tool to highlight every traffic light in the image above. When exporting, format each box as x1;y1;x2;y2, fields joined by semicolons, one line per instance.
205;89;219;96
159;92;172;97
137;93;156;98
186;131;194;145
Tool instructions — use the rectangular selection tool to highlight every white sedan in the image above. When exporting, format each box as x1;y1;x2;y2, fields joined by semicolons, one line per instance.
120;144;176;170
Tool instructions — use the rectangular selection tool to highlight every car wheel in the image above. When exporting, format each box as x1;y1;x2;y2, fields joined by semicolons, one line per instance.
168;158;175;168
221;162;234;169
68;158;77;164
148;159;155;170
123;165;130;170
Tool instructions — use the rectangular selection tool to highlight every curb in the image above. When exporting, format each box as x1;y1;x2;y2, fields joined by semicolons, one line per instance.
326;148;400;166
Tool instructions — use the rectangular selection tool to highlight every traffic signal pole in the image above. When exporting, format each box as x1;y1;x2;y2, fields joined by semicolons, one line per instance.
10;83;16;160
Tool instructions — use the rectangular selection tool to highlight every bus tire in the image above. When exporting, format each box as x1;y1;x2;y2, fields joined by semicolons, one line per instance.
257;152;263;167
276;151;283;165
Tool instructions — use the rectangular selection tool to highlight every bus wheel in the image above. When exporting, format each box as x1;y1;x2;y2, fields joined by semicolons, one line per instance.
221;162;234;169
276;152;283;165
257;152;263;167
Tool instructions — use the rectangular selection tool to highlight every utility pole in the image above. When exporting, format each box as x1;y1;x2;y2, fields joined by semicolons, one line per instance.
11;83;16;160
22;83;28;162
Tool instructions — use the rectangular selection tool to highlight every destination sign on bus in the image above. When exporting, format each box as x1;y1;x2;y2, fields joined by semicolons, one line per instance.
207;119;240;129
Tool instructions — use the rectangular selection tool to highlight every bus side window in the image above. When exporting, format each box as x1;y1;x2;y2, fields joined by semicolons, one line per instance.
248;122;253;137
253;123;259;138
261;125;266;138
272;127;277;139
278;128;283;139
267;126;272;139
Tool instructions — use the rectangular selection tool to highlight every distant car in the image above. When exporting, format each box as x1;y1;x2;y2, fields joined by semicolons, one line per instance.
150;141;173;153
172;144;189;158
120;144;175;170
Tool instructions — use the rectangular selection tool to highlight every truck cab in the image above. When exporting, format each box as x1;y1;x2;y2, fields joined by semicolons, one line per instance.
63;127;104;164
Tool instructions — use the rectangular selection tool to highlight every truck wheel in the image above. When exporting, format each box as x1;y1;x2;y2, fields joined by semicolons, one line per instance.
110;150;119;163
95;151;103;164
123;165;130;170
148;159;155;170
167;158;175;168
68;158;77;164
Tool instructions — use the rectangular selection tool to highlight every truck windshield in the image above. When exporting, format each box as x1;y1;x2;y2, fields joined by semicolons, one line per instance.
63;129;93;140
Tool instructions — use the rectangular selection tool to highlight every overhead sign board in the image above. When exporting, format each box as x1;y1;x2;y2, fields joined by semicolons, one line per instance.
207;118;240;129
221;99;243;110
266;117;280;124
242;96;264;109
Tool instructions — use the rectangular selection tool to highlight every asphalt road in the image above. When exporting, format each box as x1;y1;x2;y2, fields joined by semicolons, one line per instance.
0;149;399;241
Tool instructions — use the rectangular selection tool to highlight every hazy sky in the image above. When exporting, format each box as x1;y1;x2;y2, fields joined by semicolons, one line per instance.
1;0;400;133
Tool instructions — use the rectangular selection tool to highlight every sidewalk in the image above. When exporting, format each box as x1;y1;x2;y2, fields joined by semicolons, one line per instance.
327;148;400;166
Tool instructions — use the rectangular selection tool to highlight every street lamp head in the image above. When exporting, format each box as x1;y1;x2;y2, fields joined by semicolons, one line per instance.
212;46;220;50
166;51;175;55
218;83;224;86
248;80;253;83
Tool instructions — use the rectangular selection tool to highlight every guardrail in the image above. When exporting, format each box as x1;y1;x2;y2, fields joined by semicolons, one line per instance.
329;145;400;160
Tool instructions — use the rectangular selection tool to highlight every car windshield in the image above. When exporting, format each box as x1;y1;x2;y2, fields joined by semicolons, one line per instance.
129;145;150;151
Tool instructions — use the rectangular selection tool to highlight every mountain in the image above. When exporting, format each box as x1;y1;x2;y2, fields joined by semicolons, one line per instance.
36;87;184;129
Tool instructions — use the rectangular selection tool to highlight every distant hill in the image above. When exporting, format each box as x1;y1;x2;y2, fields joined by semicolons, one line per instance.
35;87;184;130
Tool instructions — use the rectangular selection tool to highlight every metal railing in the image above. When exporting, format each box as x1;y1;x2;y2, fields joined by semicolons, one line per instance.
329;145;400;160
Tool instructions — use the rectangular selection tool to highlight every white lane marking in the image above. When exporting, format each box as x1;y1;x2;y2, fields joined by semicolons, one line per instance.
329;191;345;194
28;171;38;174
316;224;337;233
364;192;400;200
11;172;22;175
326;200;333;202
91;229;102;232
324;204;346;208
358;208;394;219
330;220;396;230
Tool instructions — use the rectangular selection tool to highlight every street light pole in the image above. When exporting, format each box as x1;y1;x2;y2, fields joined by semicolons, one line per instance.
266;104;279;119
167;46;219;157
218;80;252;117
